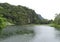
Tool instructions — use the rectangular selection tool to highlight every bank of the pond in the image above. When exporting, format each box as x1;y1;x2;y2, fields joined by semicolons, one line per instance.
49;24;60;28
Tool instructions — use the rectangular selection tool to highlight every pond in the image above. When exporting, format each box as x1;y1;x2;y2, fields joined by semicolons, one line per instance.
0;25;60;42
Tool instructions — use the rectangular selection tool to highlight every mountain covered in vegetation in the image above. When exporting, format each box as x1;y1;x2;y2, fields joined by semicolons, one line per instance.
0;3;44;25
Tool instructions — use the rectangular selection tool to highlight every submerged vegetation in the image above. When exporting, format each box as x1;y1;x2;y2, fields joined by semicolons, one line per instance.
0;25;34;39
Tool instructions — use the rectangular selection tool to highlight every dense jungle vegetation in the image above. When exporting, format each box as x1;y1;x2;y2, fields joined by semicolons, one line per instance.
0;3;50;28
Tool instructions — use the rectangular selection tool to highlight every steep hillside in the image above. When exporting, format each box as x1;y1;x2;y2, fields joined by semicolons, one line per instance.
0;3;43;25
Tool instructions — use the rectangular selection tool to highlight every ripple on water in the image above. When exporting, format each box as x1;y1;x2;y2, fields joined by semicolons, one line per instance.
1;25;60;42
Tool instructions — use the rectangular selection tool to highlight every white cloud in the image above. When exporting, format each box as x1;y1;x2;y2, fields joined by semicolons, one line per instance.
0;0;60;20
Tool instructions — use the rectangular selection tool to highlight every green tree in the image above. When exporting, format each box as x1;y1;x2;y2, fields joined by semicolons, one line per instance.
54;14;60;25
0;15;7;30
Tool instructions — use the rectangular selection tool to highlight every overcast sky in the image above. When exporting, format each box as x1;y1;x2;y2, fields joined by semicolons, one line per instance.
0;0;60;20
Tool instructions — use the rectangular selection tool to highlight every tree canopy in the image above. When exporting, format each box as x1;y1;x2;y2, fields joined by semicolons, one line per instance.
54;14;60;25
0;3;45;25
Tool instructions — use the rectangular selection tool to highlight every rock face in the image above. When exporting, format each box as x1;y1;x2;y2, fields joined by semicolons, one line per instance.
37;14;44;20
0;3;43;25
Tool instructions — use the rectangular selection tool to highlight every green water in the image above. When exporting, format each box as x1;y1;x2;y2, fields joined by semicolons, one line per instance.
0;25;60;42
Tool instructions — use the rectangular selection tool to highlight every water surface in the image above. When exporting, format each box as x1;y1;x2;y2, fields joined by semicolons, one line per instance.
0;25;60;42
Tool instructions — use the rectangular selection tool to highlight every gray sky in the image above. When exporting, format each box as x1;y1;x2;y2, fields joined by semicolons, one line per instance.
0;0;60;20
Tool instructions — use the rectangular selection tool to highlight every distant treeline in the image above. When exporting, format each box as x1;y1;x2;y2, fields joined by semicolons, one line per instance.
52;14;60;28
54;14;60;25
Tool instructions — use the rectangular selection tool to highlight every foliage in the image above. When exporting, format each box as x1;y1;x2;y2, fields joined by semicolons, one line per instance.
0;15;7;29
0;3;43;25
54;14;60;25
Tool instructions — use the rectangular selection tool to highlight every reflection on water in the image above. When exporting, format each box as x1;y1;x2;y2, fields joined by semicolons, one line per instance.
55;30;60;41
32;25;59;42
1;25;60;42
0;34;33;42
